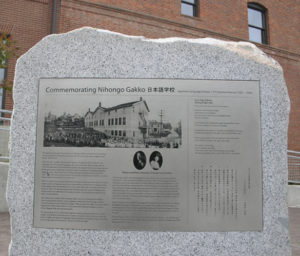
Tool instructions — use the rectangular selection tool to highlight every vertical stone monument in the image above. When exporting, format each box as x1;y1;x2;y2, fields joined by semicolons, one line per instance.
7;27;291;255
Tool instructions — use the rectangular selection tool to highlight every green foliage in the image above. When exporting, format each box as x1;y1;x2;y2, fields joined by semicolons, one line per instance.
0;34;18;68
0;34;19;91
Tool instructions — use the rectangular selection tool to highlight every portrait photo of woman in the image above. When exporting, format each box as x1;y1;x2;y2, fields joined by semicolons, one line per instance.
149;151;163;170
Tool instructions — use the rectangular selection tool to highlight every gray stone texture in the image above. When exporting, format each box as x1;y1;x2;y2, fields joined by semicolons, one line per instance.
7;27;291;255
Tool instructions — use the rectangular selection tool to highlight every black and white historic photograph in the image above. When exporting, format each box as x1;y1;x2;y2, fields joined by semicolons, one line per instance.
133;151;147;170
43;95;183;148
149;151;163;170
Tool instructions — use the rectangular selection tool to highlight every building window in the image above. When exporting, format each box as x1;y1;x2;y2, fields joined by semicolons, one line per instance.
123;130;126;137
115;118;118;125
111;119;114;125
119;130;122;136
181;0;198;17
123;117;126;125
248;3;268;44
111;130;114;136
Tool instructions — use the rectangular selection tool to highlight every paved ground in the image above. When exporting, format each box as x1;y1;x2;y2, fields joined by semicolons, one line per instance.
0;209;299;256
0;213;10;256
290;207;300;256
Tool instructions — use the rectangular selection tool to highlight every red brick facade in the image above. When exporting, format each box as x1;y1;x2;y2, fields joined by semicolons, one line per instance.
1;0;300;150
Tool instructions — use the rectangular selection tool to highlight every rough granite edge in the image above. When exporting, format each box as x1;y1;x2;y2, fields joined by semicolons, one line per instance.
15;27;281;73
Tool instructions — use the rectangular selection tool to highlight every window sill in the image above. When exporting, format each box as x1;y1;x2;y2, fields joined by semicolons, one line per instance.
249;40;269;46
180;14;201;21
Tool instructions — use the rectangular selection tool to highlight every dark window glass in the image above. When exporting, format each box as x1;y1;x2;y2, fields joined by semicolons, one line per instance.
249;27;262;43
112;119;114;125
248;3;268;44
119;117;122;125
123;117;126;125
181;3;193;16
248;8;262;27
115;118;118;125
119;130;122;136
123;130;126;137
181;0;198;17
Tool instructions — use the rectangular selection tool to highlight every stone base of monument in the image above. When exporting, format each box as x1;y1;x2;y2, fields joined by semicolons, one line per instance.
7;27;291;255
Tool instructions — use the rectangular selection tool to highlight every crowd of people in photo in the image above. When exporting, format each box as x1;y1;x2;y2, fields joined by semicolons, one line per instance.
145;139;180;148
44;129;107;147
44;128;181;148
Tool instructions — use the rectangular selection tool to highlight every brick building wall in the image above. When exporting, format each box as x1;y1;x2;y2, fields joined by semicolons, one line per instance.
1;0;300;150
0;0;53;111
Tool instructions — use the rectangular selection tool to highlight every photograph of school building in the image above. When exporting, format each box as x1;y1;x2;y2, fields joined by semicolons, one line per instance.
44;97;182;148
85;97;149;140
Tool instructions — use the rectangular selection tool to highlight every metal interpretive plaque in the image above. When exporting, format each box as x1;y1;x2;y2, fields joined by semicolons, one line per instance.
34;79;262;231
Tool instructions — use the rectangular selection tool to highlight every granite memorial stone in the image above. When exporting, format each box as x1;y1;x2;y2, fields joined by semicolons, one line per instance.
7;27;291;255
